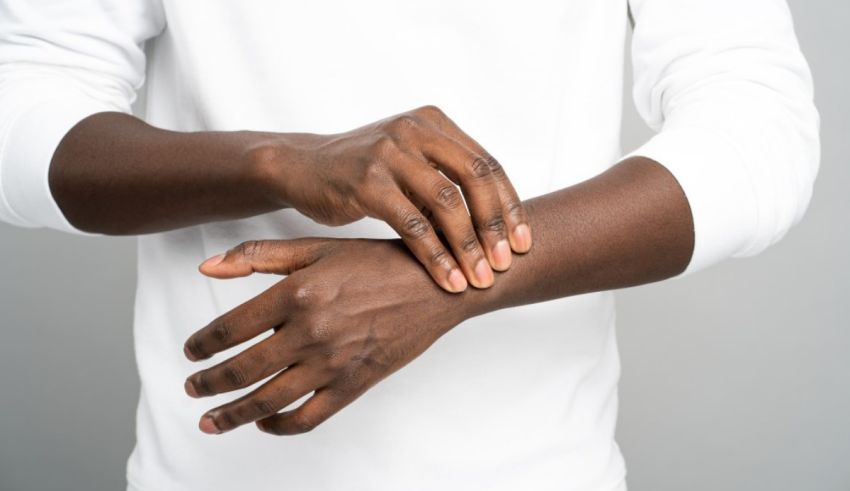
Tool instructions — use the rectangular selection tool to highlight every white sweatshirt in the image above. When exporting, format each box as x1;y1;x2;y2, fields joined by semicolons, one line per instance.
0;1;819;490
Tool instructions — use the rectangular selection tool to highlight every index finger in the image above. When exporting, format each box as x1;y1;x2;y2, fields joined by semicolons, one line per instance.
184;280;290;361
421;109;532;253
366;188;469;294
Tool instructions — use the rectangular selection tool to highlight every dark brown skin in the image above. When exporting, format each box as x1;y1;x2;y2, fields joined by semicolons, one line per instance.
50;99;693;436
49;106;532;292
182;156;694;435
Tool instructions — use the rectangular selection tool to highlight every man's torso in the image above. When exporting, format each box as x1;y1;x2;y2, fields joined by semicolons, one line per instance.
129;1;630;489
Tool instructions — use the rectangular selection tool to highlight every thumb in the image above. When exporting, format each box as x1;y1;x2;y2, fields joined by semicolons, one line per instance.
198;238;331;278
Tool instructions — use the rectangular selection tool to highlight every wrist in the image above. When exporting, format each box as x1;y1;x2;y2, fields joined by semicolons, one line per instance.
446;236;536;322
239;131;321;209
459;284;503;321
434;276;503;329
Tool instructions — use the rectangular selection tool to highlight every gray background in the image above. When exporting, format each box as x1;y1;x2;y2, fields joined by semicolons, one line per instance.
1;1;847;490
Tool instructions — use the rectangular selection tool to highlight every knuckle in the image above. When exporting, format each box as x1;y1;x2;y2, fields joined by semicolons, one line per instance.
369;136;397;160
391;114;419;133
460;234;481;255
222;364;248;387
211;320;232;344
433;183;462;209
400;212;431;239
252;398;278;418
469;156;491;179
292;284;332;313
361;159;390;187
415;104;445;120
304;318;332;344
506;200;524;217
479;215;506;234
237;240;262;258
485;155;505;176
428;246;450;266
291;285;316;310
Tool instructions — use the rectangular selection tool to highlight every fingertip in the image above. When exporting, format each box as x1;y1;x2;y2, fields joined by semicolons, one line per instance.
199;262;253;279
199;415;222;435
510;224;532;253
471;258;495;289
490;239;512;271
198;253;226;274
446;268;468;293
184;378;200;398
184;343;199;362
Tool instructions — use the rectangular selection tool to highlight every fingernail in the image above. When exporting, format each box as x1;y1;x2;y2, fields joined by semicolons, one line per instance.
183;344;198;362
184;379;199;398
491;240;512;271
511;224;532;253
200;253;226;270
200;415;222;435
447;269;468;293
473;258;494;288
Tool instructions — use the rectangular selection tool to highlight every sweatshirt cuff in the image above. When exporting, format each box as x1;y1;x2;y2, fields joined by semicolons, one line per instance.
0;97;112;235
626;126;759;277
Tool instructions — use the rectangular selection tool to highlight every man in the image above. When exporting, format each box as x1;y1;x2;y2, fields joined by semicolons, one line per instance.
0;1;819;490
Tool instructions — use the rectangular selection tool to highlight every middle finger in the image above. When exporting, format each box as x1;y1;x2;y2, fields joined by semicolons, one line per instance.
185;326;300;398
420;134;512;272
197;363;324;434
184;280;292;361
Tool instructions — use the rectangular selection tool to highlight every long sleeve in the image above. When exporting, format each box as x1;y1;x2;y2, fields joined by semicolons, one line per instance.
626;0;820;276
0;0;164;234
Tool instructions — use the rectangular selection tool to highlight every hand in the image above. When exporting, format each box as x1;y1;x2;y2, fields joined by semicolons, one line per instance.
248;105;532;292
182;237;473;435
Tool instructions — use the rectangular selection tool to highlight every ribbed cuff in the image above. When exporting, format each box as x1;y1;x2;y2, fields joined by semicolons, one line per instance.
0;97;112;235
626;126;759;277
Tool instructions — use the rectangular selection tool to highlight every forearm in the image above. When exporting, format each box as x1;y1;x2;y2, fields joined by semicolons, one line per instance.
178;155;695;435
460;156;694;318
46;106;536;292
48;112;291;234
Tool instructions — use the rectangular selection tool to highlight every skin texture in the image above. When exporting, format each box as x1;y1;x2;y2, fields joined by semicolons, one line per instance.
49;107;532;292
182;156;695;435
